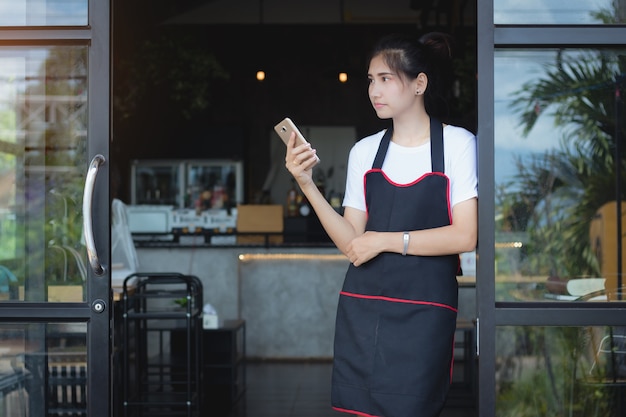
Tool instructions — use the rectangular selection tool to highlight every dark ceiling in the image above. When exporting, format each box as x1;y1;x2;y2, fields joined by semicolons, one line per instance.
162;0;474;26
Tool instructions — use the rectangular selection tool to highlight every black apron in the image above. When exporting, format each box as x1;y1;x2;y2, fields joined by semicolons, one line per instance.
331;118;459;417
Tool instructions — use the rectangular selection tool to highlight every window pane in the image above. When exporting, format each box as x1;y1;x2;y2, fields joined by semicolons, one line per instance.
0;322;87;416
494;0;626;25
0;0;88;26
496;326;626;416
494;48;625;302
0;46;88;302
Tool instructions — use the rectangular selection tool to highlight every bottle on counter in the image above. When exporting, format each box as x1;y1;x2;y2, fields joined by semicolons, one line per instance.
298;194;311;217
287;182;299;217
211;182;225;209
329;190;342;212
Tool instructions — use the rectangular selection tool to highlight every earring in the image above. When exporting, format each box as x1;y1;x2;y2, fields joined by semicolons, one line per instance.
416;90;421;95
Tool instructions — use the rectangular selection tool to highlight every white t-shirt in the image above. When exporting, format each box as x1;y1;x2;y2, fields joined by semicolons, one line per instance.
343;124;478;212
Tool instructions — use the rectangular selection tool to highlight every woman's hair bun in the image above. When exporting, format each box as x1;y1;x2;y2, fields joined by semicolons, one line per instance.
419;32;455;61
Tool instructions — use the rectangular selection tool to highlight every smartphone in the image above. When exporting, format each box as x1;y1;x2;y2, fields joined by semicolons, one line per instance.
274;117;320;164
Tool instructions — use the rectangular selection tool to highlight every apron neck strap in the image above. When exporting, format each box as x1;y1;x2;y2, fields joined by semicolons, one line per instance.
430;117;444;173
372;126;393;169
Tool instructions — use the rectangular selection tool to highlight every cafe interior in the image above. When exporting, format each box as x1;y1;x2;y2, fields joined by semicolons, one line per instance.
3;1;625;417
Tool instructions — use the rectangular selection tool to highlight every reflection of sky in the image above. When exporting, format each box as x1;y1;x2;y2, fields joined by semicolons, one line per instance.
0;49;48;112
494;50;562;186
494;0;612;24
495;50;559;151
0;0;87;26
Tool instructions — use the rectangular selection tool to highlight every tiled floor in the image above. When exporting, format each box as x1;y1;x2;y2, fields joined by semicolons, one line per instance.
223;361;477;417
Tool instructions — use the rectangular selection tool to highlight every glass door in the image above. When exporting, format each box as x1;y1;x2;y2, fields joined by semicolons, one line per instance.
0;1;111;417
478;1;626;416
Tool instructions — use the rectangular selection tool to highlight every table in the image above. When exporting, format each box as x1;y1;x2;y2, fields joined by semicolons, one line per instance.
171;319;246;413
202;319;246;412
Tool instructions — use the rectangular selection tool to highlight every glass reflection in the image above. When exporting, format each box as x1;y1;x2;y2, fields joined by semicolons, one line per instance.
496;326;626;417
494;0;626;25
0;46;88;302
0;322;87;417
0;0;88;26
494;48;626;302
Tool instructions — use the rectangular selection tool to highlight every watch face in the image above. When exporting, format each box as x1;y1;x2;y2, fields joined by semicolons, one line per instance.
299;204;311;216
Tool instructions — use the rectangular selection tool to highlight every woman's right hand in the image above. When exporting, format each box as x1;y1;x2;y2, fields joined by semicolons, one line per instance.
284;132;318;188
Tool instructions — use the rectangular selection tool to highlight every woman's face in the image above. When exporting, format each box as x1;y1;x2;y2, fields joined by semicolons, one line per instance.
367;54;417;120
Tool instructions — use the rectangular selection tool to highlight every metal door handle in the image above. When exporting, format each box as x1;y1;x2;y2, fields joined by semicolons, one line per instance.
83;154;106;276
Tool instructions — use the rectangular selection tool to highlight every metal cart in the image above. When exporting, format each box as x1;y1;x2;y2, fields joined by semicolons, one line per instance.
121;273;203;417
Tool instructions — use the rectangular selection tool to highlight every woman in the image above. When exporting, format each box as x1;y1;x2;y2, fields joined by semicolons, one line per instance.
284;32;478;417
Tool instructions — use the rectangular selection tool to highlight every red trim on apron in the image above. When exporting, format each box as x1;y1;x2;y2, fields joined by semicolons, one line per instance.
339;290;458;313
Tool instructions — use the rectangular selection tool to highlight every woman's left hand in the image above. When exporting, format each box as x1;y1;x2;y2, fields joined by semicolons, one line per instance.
346;231;381;267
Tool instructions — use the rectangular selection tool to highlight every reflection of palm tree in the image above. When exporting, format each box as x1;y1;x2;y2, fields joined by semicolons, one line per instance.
495;9;626;417
505;49;625;278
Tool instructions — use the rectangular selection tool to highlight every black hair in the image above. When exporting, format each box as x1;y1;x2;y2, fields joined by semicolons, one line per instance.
367;32;455;120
